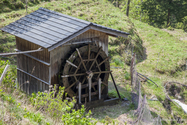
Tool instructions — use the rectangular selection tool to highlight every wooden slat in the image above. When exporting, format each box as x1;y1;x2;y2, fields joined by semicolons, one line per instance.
17;68;49;85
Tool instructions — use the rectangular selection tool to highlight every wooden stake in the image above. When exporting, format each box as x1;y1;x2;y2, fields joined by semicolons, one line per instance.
78;82;81;104
0;65;10;86
88;76;92;102
98;78;101;100
110;72;121;100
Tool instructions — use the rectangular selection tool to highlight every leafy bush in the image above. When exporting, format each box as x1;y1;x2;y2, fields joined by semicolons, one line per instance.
62;105;96;125
182;16;187;32
30;86;96;124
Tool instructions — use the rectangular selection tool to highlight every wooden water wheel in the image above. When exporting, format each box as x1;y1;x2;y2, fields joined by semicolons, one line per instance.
62;44;110;103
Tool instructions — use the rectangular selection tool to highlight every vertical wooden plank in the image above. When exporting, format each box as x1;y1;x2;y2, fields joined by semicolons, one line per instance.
23;73;25;93
88;77;91;102
78;82;81;104
98;78;101;100
17;70;20;89
20;72;22;91
42;83;45;91
106;35;108;56
29;77;32;95
40;82;42;91
45;84;49;91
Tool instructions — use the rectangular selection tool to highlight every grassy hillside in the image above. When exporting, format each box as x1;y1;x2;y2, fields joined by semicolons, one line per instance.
1;0;187;124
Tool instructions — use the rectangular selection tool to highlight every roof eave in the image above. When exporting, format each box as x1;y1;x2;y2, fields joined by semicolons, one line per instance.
48;24;130;51
89;25;129;38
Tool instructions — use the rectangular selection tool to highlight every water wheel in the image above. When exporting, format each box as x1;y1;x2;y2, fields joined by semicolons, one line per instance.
62;44;110;102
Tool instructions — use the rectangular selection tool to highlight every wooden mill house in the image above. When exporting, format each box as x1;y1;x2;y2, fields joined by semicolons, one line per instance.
0;8;129;104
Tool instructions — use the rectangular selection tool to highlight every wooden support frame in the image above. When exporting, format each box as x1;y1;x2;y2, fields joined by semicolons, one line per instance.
88;76;92;102
16;49;50;66
98;78;101;100
78;82;81;104
0;48;43;56
17;68;49;85
110;72;121;100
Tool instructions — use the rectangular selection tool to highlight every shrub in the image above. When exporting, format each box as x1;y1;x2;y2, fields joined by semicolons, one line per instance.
182;16;187;32
62;105;96;125
30;86;96;124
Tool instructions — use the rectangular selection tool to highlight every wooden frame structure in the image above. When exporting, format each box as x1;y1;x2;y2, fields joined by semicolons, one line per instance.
0;8;129;98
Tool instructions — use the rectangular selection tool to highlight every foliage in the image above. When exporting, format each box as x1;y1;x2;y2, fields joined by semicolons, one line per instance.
23;109;43;124
0;87;48;124
30;86;96;124
0;0;51;13
141;0;187;28
62;105;96;125
182;16;187;32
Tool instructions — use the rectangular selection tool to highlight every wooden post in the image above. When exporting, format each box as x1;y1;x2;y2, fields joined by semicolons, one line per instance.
126;0;131;17
88;77;92;102
0;65;10;86
110;72;122;100
78;82;81;104
98;78;101;100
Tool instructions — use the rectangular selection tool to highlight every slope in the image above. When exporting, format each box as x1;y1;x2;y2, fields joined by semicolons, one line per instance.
0;0;187;124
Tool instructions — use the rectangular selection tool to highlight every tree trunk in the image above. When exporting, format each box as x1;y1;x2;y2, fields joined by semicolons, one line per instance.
167;9;170;26
126;0;131;17
167;0;172;26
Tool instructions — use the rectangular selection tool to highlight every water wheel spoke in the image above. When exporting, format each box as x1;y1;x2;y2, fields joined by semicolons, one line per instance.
62;73;86;78
81;77;86;84
92;86;96;91
74;76;78;81
93;71;111;74
97;73;101;80
89;47;102;71
63;45;110;99
74;62;82;74
98;57;109;67
95;60;101;72
76;48;87;71
102;82;108;86
66;60;78;68
65;81;77;92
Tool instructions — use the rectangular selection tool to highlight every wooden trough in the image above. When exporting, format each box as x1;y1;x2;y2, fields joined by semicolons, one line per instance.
0;8;129;107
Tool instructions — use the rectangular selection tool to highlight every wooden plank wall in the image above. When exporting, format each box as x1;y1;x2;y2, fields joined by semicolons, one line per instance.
50;29;108;86
67;29;108;55
16;37;49;94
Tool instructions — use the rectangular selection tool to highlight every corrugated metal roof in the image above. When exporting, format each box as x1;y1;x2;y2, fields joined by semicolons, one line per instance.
0;7;129;51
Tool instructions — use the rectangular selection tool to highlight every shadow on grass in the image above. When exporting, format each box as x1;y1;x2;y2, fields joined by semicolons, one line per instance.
91;81;134;123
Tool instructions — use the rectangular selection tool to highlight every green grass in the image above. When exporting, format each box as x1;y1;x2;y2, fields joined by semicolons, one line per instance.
0;0;187;124
0;88;51;125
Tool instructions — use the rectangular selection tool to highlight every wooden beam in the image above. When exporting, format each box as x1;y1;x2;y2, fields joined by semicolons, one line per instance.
98;78;101;100
88;76;92;102
78;82;81;104
110;72;121;100
90;26;129;38
16;49;50;66
76;82;98;89
17;68;49;85
0;48;43;56
63;40;93;46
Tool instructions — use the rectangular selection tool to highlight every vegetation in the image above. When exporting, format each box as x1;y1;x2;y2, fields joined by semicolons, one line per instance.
0;0;187;124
